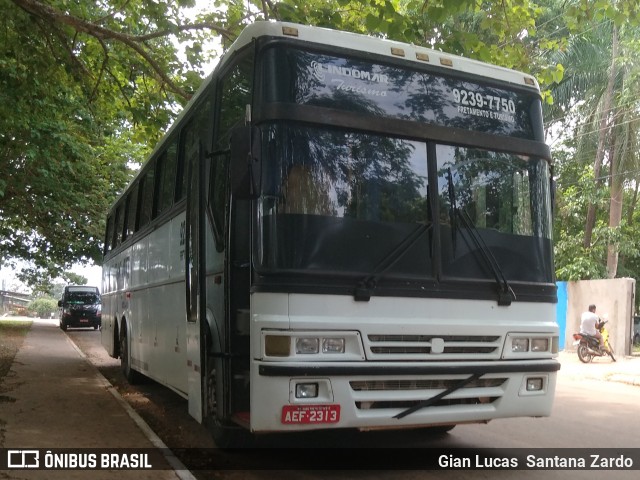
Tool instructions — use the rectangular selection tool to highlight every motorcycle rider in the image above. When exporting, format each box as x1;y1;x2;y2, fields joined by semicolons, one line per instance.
580;304;604;350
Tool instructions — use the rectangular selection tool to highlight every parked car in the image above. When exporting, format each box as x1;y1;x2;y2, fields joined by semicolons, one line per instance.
634;316;640;346
58;286;101;331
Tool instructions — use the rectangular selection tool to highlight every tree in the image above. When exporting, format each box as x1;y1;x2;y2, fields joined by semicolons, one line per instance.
16;0;637;290
27;296;58;318
1;0;225;284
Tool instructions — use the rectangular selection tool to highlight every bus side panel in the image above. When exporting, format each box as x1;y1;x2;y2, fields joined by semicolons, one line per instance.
129;237;149;377
100;263;116;357
145;222;171;381
156;213;188;394
168;212;188;392
154;281;187;394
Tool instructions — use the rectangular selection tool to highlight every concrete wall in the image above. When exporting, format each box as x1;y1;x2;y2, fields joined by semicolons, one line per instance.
565;278;636;355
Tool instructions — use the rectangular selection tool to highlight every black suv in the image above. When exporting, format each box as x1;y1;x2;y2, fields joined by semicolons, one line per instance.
58;286;101;331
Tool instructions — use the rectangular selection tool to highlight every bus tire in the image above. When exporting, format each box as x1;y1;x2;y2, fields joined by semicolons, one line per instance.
425;425;456;435
212;423;252;449
204;335;252;448
120;321;143;384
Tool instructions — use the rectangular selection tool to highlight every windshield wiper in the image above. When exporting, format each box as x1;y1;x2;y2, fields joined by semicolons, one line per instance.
353;222;433;302
446;168;515;306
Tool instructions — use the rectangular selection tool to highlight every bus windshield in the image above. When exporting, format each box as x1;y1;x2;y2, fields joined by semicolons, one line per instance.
256;123;553;285
257;124;432;279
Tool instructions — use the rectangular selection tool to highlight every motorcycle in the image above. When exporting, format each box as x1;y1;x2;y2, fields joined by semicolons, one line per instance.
573;319;616;363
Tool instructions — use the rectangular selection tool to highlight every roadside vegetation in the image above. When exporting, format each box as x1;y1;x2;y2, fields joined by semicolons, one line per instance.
3;0;640;306
0;321;32;381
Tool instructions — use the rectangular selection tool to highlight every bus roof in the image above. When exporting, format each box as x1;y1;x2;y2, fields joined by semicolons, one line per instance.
228;22;540;89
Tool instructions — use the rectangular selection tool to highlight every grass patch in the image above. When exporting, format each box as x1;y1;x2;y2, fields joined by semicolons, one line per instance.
0;320;32;380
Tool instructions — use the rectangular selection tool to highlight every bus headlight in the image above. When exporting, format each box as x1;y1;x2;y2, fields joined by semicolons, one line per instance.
262;331;365;361
526;377;544;391
322;338;345;354
295;383;319;398
504;333;558;358
531;338;549;352
296;337;320;354
265;335;291;357
512;338;529;352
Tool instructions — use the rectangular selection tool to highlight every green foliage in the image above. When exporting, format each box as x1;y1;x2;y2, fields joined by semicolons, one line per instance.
27;296;58;318
2;0;212;284
5;0;640;291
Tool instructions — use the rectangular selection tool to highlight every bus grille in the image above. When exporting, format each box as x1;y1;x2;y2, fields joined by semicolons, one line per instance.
365;334;503;360
350;378;505;391
349;377;507;411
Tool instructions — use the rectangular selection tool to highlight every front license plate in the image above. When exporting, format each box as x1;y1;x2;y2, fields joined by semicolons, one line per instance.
281;404;340;424
80;318;89;323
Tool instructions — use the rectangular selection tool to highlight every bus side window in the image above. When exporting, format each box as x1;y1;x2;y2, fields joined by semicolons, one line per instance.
153;152;166;219
122;193;131;243
215;55;253;150
158;140;178;214
175;142;188;203
209;54;253;246
113;203;125;249
104;215;115;255
138;162;155;229
126;182;139;238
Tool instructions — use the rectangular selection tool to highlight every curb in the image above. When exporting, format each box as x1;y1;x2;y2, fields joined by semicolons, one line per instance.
63;332;198;480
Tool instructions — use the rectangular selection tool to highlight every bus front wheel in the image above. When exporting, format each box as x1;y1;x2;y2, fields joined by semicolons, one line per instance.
204;341;252;448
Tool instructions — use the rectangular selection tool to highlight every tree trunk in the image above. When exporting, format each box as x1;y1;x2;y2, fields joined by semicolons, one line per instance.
607;134;622;279
584;25;618;249
627;181;640;225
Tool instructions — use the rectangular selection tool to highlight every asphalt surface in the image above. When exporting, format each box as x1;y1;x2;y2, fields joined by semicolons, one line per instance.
1;316;639;478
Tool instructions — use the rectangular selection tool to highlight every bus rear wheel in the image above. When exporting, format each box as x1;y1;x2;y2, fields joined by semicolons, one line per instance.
120;323;143;384
425;425;456;435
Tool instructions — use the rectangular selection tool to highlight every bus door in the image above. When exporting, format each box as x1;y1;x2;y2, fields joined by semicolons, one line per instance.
185;136;206;422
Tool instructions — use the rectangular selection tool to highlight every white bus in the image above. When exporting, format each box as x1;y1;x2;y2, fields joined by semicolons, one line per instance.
101;22;559;447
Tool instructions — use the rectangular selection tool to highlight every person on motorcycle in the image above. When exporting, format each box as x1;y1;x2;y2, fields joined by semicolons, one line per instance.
580;304;604;349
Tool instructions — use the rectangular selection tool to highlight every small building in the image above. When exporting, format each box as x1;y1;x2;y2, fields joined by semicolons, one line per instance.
0;290;32;315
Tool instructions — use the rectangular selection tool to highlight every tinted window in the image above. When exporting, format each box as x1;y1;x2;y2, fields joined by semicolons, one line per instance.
138;164;155;228
159;140;178;213
208;55;253;244
262;47;536;139
66;292;100;305
216;56;253;149
113;203;125;248
126;182;139;237
258;124;431;275
104;215;115;255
